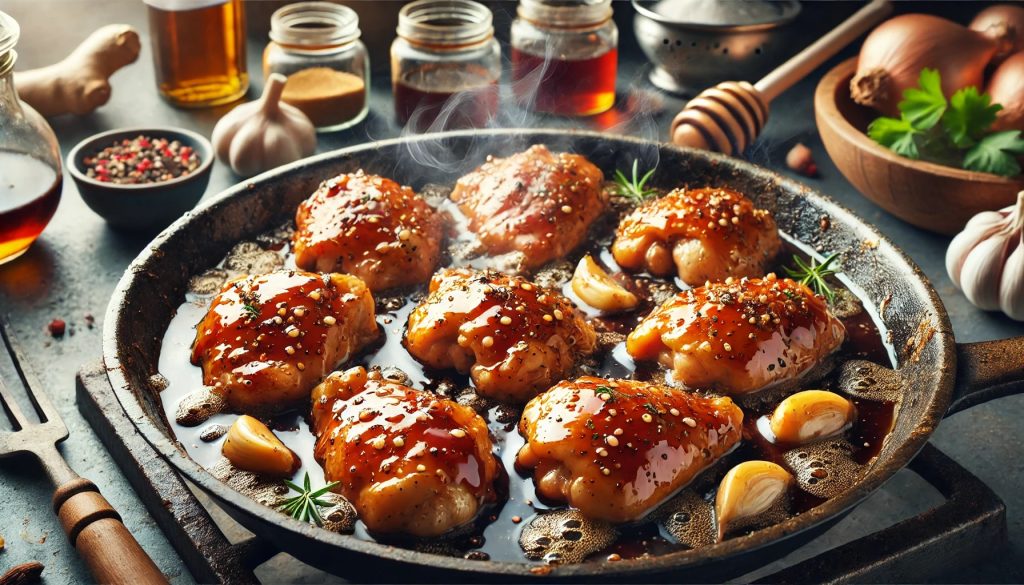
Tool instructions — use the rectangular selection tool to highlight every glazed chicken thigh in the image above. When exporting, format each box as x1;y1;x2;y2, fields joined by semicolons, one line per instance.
311;366;498;537
451;145;607;270
293;170;443;291
405;268;597;403
191;270;378;414
626;275;846;394
517;376;743;522
611;187;781;286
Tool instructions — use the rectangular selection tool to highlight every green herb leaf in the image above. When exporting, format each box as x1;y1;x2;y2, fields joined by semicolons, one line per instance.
867;117;920;158
783;252;840;302
899;68;947;129
964;130;1024;177
277;472;340;526
943;86;1002;149
242;303;260;319
612;160;659;203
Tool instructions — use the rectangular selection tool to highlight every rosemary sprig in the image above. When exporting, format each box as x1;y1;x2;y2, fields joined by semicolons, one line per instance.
278;472;340;526
784;252;840;302
612;160;658;203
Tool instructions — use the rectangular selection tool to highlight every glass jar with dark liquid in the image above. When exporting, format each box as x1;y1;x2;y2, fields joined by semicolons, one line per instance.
511;0;618;116
391;0;501;133
0;11;62;264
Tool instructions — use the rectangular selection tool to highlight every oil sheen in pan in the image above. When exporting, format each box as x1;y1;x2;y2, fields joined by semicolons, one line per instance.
157;188;897;564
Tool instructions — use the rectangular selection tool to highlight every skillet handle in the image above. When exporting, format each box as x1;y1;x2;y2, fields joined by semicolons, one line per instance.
949;338;1024;416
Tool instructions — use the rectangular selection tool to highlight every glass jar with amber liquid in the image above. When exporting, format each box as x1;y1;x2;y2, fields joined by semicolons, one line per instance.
0;11;62;264
146;0;248;107
391;0;501;133
511;0;618;116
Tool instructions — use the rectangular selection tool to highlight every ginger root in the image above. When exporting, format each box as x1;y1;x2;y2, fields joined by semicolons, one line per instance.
15;24;140;117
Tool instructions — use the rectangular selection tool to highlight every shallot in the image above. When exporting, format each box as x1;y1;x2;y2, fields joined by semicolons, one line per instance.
986;51;1024;132
970;4;1024;66
851;14;998;116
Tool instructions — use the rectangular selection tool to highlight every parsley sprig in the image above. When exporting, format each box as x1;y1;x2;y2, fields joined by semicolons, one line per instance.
278;472;340;526
784;252;840;302
242;303;260;319
612;160;658;203
868;69;1024;177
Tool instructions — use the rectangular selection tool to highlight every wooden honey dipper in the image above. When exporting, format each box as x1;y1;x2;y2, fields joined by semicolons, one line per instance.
671;0;892;155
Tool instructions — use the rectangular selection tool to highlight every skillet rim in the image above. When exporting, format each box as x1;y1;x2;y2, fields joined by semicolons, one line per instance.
102;128;955;579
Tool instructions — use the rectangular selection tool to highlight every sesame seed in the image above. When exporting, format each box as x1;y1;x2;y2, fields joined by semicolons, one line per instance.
393;436;405;447
398;229;411;241
707;221;715;229
309;290;321;300
608;408;617;416
698;341;711;351
670;408;680;416
450;428;467;438
416;464;426;472
277;308;287;316
371;437;386;449
596;448;608;457
482;336;495;348
601;468;611;476
614;427;624;436
681;343;692;351
543;314;554;322
682;417;697;427
286;327;300;338
500;316;512;325
553;309;564;320
323;315;337;325
641;413;653;423
296;362;305;371
731;216;740;224
723;342;732;352
273;316;283;325
520;283;533;291
285;345;295;355
561;205;573;213
599;392;612;401
293;307;305;317
606;435;620;446
359;409;374;421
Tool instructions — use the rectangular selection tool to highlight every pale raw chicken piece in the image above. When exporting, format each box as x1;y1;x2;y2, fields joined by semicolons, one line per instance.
293;170;443;291
191;270;378;415
311;367;498;537
517;376;743;522
612;187;781;286
404;268;596;403
626;275;846;394
450;144;607;270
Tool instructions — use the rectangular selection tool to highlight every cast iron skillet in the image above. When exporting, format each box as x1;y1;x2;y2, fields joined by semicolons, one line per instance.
102;130;1024;582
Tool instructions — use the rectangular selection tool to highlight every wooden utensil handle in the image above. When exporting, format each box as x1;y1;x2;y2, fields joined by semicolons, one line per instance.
754;0;892;103
53;478;169;585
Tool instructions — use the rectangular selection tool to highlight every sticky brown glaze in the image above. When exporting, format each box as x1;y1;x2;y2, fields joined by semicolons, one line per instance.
405;268;597;403
293;170;443;291
611;187;781;286
626;275;846;394
311;366;498;537
191;270;378;414
450;145;607;271
517;377;743;523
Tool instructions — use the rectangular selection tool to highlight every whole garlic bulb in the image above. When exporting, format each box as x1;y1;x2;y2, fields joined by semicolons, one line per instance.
946;191;1024;319
212;73;316;177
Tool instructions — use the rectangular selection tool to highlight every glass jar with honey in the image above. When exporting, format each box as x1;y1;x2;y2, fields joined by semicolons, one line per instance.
264;2;369;132
511;0;618;116
0;11;62;264
146;0;249;108
391;0;501;133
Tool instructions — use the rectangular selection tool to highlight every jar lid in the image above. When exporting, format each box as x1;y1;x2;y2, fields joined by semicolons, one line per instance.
270;1;361;47
0;11;18;75
398;0;494;47
517;0;613;28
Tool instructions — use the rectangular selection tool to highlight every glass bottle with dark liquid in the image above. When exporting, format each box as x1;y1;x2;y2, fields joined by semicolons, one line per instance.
0;11;63;264
391;0;501;133
511;0;618;116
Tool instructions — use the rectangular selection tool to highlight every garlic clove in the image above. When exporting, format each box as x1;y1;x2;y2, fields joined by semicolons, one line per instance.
715;460;792;540
946;211;1006;288
1000;234;1024;320
222;414;299;476
571;255;639;313
769;389;854;444
960;231;1013;310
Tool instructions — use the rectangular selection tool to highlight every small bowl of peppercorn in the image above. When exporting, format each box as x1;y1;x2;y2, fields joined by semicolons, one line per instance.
67;127;214;231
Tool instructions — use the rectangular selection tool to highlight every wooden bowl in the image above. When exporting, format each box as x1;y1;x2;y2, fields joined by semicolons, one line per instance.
815;57;1024;235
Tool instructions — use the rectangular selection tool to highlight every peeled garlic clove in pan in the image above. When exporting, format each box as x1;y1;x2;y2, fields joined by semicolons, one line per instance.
571;255;639;313
946;191;1024;318
769;390;854;444
222;415;299;477
715;460;792;540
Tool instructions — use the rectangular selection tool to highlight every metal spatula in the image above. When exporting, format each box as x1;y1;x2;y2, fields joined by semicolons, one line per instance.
0;320;168;585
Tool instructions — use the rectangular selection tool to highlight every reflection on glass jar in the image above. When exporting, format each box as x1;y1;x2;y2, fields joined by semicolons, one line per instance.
263;2;369;132
146;0;249;108
0;11;62;264
511;0;618;116
391;0;501;133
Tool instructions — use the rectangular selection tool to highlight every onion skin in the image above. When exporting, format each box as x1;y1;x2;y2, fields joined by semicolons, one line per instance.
986;51;1024;132
851;14;998;116
970;4;1024;66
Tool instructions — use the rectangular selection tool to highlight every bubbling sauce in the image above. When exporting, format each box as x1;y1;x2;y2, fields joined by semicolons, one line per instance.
157;183;897;565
